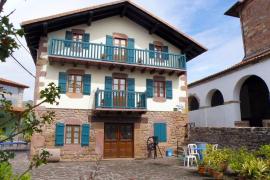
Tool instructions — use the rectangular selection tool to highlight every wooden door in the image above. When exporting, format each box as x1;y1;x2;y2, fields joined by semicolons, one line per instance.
114;38;127;62
113;78;126;108
104;123;134;158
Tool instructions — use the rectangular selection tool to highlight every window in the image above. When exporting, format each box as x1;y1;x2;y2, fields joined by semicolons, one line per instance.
72;32;83;42
68;74;82;93
188;96;199;111
211;90;224;107
65;125;80;144
154;45;162;59
154;80;165;98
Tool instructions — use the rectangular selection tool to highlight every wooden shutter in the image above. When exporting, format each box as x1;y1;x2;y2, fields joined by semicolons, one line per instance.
82;33;90;49
105;35;113;61
149;43;155;58
55;122;64;146
81;124;90;146
162;46;169;60
64;31;72;47
83;74;91;95
146;79;153;98
127;78;135;108
127;38;135;63
154;123;167;142
58;72;67;94
166;81;173;99
104;76;112;107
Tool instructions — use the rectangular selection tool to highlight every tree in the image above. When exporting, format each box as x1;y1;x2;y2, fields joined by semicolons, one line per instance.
0;1;60;179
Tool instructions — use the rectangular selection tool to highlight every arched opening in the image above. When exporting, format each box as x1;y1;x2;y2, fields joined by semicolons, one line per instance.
240;75;270;127
211;90;224;107
188;96;199;111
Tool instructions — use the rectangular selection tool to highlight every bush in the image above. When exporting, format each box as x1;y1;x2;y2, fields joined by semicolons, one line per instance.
256;145;270;159
240;158;269;179
0;162;31;180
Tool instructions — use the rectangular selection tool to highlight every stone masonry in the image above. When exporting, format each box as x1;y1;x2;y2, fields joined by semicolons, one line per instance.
31;108;188;161
189;127;270;150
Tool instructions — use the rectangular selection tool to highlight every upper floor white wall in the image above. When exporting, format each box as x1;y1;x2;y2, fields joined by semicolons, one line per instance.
48;16;181;55
39;63;186;111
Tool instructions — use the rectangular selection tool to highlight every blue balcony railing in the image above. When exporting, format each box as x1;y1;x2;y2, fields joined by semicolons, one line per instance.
95;89;147;110
49;39;186;70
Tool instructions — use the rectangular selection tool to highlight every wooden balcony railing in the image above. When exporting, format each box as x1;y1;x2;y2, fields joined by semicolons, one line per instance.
95;89;147;110
49;39;186;70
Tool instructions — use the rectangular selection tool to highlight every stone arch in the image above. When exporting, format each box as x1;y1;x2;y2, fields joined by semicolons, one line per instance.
236;75;270;127
206;89;224;107
188;95;200;111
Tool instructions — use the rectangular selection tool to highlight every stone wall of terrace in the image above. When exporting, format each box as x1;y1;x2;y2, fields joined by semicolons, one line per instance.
188;127;270;150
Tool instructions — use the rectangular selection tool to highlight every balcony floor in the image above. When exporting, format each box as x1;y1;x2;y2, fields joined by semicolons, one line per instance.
49;55;186;76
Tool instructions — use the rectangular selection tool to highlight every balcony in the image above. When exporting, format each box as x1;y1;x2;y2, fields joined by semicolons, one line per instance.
48;39;186;74
95;89;147;111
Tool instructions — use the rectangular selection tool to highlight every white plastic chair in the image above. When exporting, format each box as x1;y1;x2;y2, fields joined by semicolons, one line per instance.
188;144;200;160
183;147;197;167
213;144;218;151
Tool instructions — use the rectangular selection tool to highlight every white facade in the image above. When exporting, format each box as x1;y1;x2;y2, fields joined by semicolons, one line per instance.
0;84;24;107
39;16;186;111
188;57;270;127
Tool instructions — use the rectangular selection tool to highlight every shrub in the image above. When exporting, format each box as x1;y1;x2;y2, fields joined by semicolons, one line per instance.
256;145;270;159
240;158;269;179
0;162;31;180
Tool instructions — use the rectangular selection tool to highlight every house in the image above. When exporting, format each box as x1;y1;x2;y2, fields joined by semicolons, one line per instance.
0;78;29;140
188;0;270;128
21;0;206;160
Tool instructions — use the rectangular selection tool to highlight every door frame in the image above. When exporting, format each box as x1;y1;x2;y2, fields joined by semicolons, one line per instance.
103;123;134;158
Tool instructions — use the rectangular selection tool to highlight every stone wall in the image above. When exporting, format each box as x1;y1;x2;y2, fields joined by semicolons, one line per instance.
241;0;270;57
31;108;188;161
188;127;270;150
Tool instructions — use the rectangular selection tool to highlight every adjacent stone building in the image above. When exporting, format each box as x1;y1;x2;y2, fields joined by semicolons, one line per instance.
21;0;206;160
188;0;270;128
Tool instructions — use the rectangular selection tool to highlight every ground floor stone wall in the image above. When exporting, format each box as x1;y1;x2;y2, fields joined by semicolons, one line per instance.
188;127;270;150
31;108;188;161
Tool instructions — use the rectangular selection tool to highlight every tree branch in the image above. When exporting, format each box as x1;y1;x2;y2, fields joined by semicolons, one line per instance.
0;0;7;13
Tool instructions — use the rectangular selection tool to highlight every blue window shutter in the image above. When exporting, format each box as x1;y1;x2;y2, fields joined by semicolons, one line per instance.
154;123;167;142
146;79;153;98
106;35;114;61
64;31;72;47
162;46;169;60
149;43;154;58
83;74;91;95
82;33;90;49
55;122;64;146
104;76;112;107
81;124;90;146
58;72;67;94
127;78;135;108
166;81;173;99
127;38;135;63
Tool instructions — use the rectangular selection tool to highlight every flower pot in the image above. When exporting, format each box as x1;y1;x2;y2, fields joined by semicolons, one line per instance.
213;171;223;180
198;165;206;176
208;168;214;176
237;175;246;180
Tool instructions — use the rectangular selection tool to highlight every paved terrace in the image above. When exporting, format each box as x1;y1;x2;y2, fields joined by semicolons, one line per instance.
11;152;205;180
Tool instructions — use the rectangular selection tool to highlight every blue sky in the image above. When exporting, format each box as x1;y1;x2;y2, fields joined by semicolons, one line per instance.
1;0;244;100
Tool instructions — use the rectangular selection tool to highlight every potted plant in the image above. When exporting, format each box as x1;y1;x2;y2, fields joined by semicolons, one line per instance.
197;159;206;176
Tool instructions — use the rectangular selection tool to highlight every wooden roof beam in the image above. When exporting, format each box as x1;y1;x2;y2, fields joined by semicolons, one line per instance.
149;23;159;34
42;22;48;36
87;11;94;26
120;4;127;17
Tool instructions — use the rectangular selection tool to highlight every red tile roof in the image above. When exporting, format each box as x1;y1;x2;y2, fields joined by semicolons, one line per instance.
0;78;29;89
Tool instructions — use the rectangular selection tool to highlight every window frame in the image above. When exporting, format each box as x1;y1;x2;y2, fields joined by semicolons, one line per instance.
154;80;166;98
65;125;81;145
154;44;163;59
67;74;83;94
